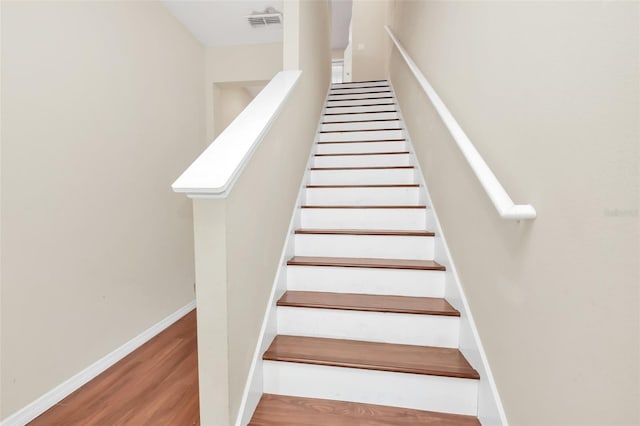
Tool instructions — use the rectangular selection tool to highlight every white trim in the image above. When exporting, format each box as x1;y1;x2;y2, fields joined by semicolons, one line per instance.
172;70;302;198
0;300;197;426
385;26;536;221
391;82;509;425
233;85;332;426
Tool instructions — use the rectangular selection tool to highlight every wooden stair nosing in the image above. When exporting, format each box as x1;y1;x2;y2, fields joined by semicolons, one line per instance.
328;90;392;97
306;184;419;188
294;228;434;237
327;96;394;102
277;290;458;316
300;205;426;209
310;165;413;171
287;256;445;271
249;394;481;426
327;95;393;102
263;335;479;379
314;151;409;157
332;79;388;85
323;109;397;116
329;87;391;93
317;138;406;144
322;118;400;125
320;128;401;134
326;102;395;108
330;89;392;94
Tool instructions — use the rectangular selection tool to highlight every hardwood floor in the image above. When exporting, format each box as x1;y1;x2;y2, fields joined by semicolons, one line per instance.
29;310;199;426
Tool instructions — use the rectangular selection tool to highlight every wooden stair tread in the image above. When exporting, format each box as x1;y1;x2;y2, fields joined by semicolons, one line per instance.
323;110;397;116
322;118;400;124
310;165;413;170
307;184;419;188
263;335;479;379
328;96;393;101
328;91;393;97
300;205;426;209
287;256;445;271
332;79;388;85
315;151;409;157
277;291;459;316
320;128;400;133
326;103;395;108
317;139;405;144
295;228;434;236
249;394;480;426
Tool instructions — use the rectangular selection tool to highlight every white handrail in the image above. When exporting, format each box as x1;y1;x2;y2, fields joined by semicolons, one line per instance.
385;26;536;220
172;70;302;198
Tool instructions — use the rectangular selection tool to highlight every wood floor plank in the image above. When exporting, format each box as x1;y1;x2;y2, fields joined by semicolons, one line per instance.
277;291;459;316
287;256;445;271
294;228;434;236
28;311;199;426
249;394;481;426
263;335;479;379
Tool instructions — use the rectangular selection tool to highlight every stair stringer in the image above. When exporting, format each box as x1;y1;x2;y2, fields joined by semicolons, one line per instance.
234;91;329;426
390;83;509;426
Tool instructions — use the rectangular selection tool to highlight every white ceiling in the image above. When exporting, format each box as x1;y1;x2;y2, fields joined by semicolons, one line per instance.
163;0;352;49
162;1;284;47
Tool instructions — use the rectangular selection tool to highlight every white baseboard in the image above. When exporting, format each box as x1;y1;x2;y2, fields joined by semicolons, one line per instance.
1;300;197;426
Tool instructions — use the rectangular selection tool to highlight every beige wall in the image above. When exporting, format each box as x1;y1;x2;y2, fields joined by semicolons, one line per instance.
213;84;255;139
193;1;331;424
205;44;283;142
0;1;204;419
350;0;391;81
389;1;639;425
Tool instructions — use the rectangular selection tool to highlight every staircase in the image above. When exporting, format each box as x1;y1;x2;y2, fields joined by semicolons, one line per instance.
248;80;481;425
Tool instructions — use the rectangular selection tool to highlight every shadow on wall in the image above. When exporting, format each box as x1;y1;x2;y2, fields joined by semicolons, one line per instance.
213;81;267;139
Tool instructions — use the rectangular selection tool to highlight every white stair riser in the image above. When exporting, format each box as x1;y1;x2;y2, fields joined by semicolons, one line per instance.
277;307;459;347
294;233;434;260
325;104;396;114
316;141;406;154
328;92;392;101
321;120;401;132
305;186;420;206
263;362;478;416
331;81;389;89
309;168;415;185
330;86;391;95
319;129;403;142
301;208;427;230
326;98;394;107
287;266;445;297
322;112;399;122
314;154;411;168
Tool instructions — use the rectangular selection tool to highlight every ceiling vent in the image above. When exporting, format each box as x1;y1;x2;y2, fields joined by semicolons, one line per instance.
246;7;282;27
